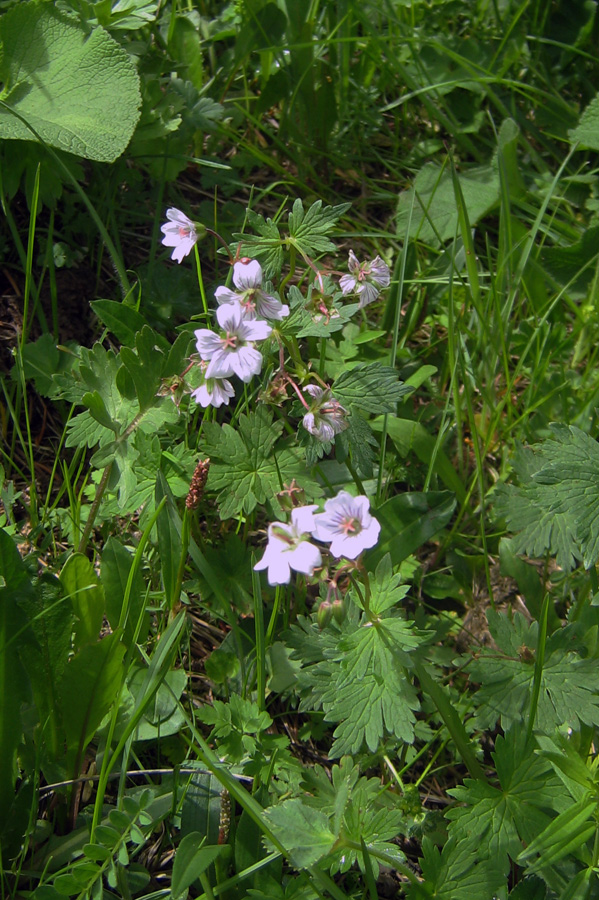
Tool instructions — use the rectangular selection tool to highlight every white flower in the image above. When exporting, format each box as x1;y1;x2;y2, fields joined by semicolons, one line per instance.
254;506;321;585
313;491;380;559
194;302;272;383
190;376;235;408
302;385;348;442
215;259;289;320
161;208;199;263
339;250;391;309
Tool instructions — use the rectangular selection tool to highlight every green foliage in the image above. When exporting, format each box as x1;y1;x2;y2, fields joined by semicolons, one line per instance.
286;556;424;756
468;610;599;733
494;425;599;570
0;2;141;161
200;407;322;519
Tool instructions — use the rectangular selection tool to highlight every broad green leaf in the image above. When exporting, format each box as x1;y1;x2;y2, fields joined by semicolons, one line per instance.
495;425;599;570
59;632;125;779
469;611;599;732
397;161;499;244
264;799;336;868
406;836;505;900
100;537;146;646
60;553;105;650
180;769;223;842
447;730;562;873
171;835;227;900
334;363;412;414
368;491;456;569
201;408;321;519
130;668;186;741
0;2;141;161
120;326;166;413
0;530;34;824
90;300;148;347
13;571;71;771
323;663;418;756
155;472;183;609
570;92;599;150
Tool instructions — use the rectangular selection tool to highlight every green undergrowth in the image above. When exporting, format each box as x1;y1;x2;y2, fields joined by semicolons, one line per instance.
3;1;599;899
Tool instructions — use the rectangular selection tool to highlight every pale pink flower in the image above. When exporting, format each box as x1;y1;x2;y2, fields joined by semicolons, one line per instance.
194;302;272;383
191;376;235;408
215;259;289;320
254;506;321;585
340;250;390;309
313;491;380;559
161;208;199;263
302;385;348;442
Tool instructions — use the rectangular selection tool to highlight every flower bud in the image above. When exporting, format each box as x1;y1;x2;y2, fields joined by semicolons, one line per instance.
317;600;334;630
331;597;346;625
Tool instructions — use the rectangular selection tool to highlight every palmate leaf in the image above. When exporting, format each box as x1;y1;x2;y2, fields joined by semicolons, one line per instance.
322;665;418;755
287;198;351;256
287;558;423;757
468;611;599;732
201;408;321;519
494;425;599;570
406;837;505;900
446;730;562;875
334;363;413;414
235;211;284;279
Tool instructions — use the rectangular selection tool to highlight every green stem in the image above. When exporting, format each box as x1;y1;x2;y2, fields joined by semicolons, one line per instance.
527;591;549;743
77;462;113;554
414;660;485;780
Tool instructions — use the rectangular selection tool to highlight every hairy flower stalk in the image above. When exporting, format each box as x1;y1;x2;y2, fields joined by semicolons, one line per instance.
340;249;390;308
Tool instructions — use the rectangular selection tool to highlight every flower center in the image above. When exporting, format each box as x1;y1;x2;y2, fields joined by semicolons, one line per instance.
178;226;192;238
340;516;361;536
221;331;239;350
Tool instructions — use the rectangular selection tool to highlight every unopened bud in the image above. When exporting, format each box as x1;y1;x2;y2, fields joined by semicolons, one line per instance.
317;600;333;630
332;597;346;624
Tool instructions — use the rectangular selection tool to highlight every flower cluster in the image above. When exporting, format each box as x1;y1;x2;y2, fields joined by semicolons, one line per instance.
254;490;381;585
161;211;291;409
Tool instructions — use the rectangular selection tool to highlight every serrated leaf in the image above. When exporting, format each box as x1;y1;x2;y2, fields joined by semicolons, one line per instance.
334;363;412;414
336;412;379;478
570;92;599;150
120;326;165;412
469;611;599;732
406;836;505;900
323;663;418;756
0;3;141;162
234;211;283;278
446;730;561;874
201;409;321;519
264;799;336;868
495;425;599;570
287;199;351;257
